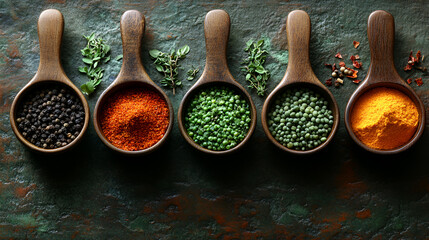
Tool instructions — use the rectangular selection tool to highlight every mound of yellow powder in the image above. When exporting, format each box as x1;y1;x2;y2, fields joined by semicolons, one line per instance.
351;87;419;150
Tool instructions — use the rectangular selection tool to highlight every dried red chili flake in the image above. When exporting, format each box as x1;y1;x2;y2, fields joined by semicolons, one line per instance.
404;64;413;71
353;61;362;69
353;79;361;84
409;51;417;63
325;78;333;86
346;68;358;78
324;63;337;72
353;41;360;48
407;78;413;84
335;52;343;59
404;50;424;71
416;51;422;62
339;61;346;67
415;77;423;86
350;55;361;62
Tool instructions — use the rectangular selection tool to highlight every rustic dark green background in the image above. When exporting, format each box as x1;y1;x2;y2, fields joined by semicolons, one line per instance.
1;0;429;239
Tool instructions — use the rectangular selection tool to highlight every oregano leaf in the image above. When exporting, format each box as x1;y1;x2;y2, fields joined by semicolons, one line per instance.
242;38;270;96
149;45;191;94
79;33;111;95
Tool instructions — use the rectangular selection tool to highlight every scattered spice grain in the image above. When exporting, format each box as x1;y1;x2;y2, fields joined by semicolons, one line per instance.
100;87;169;151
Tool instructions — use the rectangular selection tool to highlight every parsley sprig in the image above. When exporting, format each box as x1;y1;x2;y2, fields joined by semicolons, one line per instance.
241;39;270;96
149;45;190;95
79;33;111;95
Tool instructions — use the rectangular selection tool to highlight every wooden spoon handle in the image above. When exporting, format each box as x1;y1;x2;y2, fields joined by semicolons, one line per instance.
117;10;150;83
201;9;232;83
284;10;317;84
35;9;66;82
366;10;401;83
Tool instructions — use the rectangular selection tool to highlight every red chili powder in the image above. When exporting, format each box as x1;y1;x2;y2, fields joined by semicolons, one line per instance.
100;87;169;151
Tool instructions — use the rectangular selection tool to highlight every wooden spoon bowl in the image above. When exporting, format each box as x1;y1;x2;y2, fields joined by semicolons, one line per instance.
177;9;257;155
10;9;90;154
261;10;340;154
93;10;174;156
344;10;426;154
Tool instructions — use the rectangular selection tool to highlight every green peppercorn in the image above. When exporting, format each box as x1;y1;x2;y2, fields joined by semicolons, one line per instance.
267;87;333;151
185;86;251;151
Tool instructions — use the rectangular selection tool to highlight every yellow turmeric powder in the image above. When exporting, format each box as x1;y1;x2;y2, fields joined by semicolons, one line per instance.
351;87;419;150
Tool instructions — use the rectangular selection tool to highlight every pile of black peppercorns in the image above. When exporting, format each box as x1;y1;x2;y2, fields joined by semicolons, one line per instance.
16;85;85;149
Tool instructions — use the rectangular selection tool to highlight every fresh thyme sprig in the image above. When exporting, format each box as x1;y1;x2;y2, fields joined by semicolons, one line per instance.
241;39;270;96
149;45;190;95
79;33;111;95
187;67;199;81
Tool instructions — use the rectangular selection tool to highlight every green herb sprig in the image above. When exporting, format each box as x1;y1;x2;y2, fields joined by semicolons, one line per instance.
149;45;190;95
187;67;199;81
79;33;111;95
241;39;270;96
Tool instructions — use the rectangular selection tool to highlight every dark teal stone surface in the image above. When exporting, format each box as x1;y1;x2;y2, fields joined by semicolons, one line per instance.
0;0;428;239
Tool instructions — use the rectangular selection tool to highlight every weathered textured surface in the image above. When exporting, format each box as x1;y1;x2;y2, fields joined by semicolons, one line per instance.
1;0;429;239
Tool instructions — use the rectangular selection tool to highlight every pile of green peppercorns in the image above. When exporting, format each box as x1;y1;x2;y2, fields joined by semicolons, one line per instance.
185;86;251;151
16;86;85;149
267;87;333;151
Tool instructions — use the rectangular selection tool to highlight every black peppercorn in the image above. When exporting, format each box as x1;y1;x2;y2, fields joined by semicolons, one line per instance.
16;85;85;149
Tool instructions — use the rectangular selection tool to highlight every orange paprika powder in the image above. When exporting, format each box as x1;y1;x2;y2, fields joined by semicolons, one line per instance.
100;87;169;151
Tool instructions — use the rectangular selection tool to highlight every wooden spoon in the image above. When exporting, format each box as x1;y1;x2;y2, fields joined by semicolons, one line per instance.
177;9;257;154
261;10;340;154
93;10;174;155
344;10;426;154
10;9;90;154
